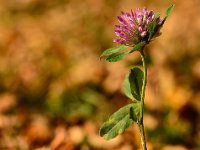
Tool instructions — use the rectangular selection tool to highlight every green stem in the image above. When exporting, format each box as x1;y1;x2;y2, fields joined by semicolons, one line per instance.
139;50;147;150
139;122;147;150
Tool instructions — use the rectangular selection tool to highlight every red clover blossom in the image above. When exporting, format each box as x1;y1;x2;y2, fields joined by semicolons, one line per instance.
114;8;162;46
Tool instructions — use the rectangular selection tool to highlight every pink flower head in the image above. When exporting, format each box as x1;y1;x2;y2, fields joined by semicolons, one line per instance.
114;7;162;46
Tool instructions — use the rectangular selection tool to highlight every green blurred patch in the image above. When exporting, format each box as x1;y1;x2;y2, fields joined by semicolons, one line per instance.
46;87;109;121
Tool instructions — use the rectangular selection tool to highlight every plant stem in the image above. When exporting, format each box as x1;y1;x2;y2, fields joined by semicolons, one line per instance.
139;50;147;150
139;122;147;150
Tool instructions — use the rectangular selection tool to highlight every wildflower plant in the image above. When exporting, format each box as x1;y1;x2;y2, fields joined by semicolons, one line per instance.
100;4;174;150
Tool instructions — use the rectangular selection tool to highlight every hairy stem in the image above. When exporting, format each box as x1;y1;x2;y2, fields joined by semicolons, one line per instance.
139;50;147;150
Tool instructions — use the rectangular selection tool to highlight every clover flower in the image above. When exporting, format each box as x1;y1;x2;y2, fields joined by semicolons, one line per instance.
114;8;162;46
100;5;174;62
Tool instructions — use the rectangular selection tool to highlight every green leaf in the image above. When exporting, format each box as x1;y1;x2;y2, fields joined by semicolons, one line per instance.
124;67;143;101
99;104;133;140
130;41;147;53
130;102;142;123
123;67;143;101
100;45;128;58
166;4;175;18
160;4;175;27
106;51;129;62
147;13;160;41
123;73;134;100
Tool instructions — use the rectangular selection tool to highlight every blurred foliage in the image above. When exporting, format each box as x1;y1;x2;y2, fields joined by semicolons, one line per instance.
0;0;200;149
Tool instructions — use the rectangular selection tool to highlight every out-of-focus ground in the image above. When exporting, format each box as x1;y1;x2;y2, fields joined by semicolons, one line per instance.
0;0;200;149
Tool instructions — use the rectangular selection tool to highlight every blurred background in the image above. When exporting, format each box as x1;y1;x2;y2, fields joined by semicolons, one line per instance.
0;0;199;149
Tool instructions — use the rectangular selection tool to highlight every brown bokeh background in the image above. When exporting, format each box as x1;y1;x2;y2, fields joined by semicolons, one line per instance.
0;0;200;149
